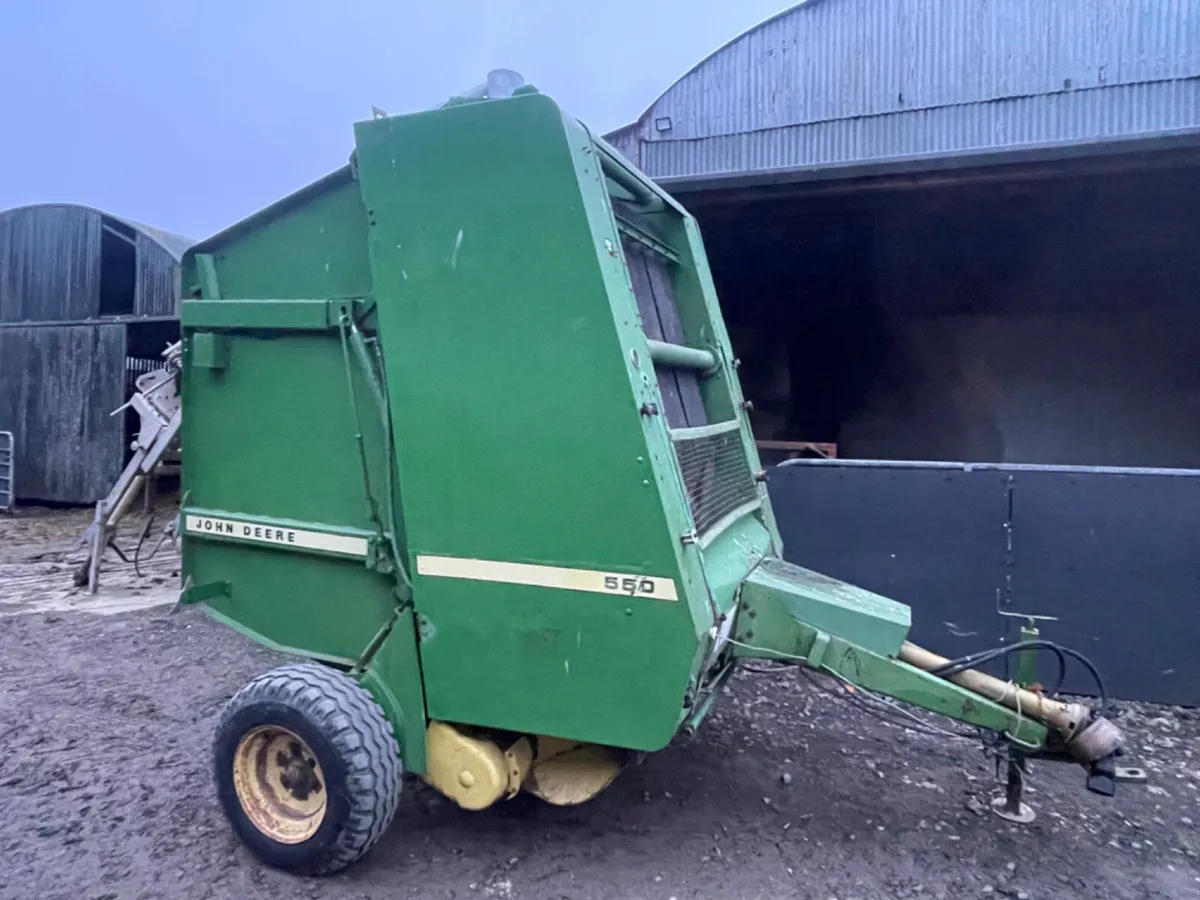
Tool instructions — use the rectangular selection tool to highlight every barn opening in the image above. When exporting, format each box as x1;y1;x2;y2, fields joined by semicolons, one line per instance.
683;143;1200;469
99;217;137;317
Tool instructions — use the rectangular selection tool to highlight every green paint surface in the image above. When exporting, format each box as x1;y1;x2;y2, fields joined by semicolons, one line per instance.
739;558;912;659
353;94;728;750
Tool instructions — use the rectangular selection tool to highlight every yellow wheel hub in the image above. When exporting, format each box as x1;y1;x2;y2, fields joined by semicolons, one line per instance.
232;725;327;844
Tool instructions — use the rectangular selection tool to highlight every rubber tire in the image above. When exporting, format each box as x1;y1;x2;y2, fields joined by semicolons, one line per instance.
213;662;402;875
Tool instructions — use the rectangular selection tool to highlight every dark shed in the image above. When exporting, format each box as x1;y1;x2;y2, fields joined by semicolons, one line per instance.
604;0;1200;704
0;204;194;504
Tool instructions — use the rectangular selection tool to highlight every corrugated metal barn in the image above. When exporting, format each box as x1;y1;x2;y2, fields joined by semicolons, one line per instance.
0;204;194;504
608;0;1200;704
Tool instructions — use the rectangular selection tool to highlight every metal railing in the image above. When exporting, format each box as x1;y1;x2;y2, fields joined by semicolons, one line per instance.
0;431;13;511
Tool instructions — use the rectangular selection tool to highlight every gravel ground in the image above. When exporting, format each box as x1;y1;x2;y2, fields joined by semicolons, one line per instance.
0;505;179;618
1;508;1198;900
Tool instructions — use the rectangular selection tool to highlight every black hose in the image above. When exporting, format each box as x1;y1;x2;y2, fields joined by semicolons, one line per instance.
933;640;1067;694
1053;644;1110;716
930;640;1108;715
133;511;156;578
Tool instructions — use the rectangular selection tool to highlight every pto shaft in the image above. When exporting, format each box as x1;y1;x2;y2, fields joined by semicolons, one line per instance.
899;642;1080;732
898;641;1122;763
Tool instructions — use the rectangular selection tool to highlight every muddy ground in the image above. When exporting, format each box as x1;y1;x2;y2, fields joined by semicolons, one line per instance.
1;507;1197;900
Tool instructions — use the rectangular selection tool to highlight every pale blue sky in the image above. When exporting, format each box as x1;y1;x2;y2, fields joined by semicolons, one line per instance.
0;1;791;240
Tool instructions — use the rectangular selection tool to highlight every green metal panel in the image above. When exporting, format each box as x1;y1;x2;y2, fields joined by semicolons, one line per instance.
180;168;373;302
353;94;716;751
188;546;393;662
361;614;429;773
177;91;784;754
180;331;390;530
738;558;912;659
179;326;397;657
697;515;773;608
178;145;425;757
179;313;427;763
183;299;345;331
191;331;229;369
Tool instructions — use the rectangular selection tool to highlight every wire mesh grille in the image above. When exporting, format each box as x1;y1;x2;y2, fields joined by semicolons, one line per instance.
672;425;758;536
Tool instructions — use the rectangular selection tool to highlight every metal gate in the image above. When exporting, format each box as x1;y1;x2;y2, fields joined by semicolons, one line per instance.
0;431;13;511
767;459;1200;706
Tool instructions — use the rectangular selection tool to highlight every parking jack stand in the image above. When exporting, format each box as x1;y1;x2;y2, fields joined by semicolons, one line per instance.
991;620;1039;824
992;751;1035;823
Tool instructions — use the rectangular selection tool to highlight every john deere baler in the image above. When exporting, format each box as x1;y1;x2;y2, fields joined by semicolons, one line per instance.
176;77;1126;875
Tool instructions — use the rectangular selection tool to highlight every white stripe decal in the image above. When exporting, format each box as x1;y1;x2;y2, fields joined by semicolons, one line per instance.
416;555;678;601
185;515;369;558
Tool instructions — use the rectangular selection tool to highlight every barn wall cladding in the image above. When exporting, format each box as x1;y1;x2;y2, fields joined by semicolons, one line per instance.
607;0;1200;178
134;231;183;318
0;205;101;322
0;204;194;504
0;325;127;503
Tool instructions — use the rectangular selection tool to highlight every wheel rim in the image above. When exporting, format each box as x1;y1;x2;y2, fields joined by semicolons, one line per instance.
232;725;327;844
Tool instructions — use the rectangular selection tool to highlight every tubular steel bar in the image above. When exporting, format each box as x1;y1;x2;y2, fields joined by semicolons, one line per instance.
596;144;666;213
647;339;717;373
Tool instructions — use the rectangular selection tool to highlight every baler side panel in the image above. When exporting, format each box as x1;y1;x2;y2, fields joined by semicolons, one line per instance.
180;167;374;302
179;166;430;772
355;94;703;751
180;330;400;663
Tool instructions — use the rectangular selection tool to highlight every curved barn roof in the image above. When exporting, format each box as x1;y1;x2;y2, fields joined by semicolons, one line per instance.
0;203;197;323
606;0;1200;183
0;203;195;261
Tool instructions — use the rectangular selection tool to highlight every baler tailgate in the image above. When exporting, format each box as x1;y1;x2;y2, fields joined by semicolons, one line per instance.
620;230;764;543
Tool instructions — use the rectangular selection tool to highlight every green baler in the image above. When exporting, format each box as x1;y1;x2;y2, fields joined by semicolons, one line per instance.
178;80;1126;874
